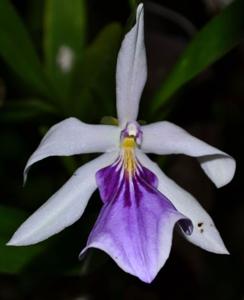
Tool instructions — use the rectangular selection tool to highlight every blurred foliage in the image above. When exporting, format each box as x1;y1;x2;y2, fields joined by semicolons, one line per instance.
0;0;122;122
73;22;122;120
43;0;86;99
0;0;243;299
0;205;44;274
0;0;50;96
129;0;141;10
0;99;57;123
150;0;244;113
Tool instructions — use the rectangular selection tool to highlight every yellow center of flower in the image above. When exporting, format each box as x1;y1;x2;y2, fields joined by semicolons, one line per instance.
122;137;137;175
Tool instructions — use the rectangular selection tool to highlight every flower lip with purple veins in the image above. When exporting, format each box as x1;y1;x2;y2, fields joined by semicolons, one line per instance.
86;148;193;283
7;3;236;283
83;122;193;282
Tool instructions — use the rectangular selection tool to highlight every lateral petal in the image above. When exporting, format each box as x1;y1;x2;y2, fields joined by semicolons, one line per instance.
137;151;229;255
116;4;147;127
24;117;120;182
7;152;118;246
142;121;236;187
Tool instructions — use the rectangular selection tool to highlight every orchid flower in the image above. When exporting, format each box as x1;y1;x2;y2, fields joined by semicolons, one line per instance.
7;4;235;283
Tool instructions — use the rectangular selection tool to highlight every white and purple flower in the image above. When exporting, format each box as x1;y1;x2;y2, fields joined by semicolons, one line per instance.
7;4;236;283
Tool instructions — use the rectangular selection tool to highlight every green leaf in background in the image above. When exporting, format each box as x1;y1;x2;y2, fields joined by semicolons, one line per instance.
72;23;122;120
26;0;45;42
0;205;44;274
128;0;138;10
44;0;86;98
0;99;58;123
0;0;50;96
150;0;244;114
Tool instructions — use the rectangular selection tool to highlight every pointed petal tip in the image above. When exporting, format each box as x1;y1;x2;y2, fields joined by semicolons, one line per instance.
23;174;27;187
6;240;14;246
185;222;230;255
78;249;86;261
23;163;29;186
80;245;157;284
6;233;35;247
208;246;230;255
210;242;230;255
225;249;230;255
6;236;22;247
137;3;144;13
6;233;17;246
134;273;155;284
220;248;230;255
136;269;159;284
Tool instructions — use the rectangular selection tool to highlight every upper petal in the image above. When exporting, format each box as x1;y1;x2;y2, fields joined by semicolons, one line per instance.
7;152;118;246
80;153;191;283
137;151;229;255
141;121;236;187
24;117;120;182
116;4;147;127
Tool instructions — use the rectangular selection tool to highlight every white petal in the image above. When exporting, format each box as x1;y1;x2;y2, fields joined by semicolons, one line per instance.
24;117;120;182
116;4;147;127
7;152;118;246
142;121;236;188
136;151;229;254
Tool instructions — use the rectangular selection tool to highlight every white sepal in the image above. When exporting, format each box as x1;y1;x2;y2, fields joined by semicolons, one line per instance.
24;117;120;182
116;4;147;127
137;151;229;254
7;152;118;246
142;121;236;187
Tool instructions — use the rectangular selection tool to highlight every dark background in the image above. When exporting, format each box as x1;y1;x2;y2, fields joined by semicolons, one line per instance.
0;0;243;299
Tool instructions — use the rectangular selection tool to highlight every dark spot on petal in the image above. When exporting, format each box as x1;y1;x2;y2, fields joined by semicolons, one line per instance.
200;229;204;233
197;222;203;227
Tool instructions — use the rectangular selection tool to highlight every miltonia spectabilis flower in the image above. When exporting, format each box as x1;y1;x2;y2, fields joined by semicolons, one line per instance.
7;4;236;283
